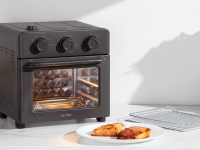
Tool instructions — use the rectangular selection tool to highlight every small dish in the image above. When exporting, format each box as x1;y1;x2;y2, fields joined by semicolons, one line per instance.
76;122;166;144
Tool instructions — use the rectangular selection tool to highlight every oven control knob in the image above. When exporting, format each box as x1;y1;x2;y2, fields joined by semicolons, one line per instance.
33;38;48;53
26;26;37;30
83;36;98;51
59;37;73;52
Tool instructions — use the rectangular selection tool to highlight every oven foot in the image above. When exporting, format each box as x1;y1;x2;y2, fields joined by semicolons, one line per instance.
96;117;106;122
15;121;25;129
0;112;7;118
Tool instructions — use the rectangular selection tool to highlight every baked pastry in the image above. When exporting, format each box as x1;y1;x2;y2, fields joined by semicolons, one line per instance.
92;123;126;136
117;126;151;139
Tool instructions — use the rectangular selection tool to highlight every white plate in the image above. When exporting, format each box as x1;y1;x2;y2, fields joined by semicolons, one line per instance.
76;122;166;144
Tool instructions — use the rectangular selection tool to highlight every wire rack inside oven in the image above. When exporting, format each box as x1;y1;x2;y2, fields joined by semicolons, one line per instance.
126;106;200;132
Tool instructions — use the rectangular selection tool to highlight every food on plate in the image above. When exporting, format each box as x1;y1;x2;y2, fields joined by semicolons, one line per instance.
92;123;126;136
117;126;151;139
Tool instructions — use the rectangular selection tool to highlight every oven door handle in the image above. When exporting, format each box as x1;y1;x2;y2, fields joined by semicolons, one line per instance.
27;57;105;68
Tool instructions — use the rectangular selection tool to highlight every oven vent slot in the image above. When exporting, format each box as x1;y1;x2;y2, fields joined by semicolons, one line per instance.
0;46;16;107
0;63;1;104
0;46;4;52
10;49;16;105
0;46;4;104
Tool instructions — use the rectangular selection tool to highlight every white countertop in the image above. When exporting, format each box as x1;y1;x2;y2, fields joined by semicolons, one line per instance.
1;105;200;150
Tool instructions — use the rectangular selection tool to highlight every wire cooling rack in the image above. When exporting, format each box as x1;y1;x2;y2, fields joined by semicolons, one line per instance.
126;106;200;132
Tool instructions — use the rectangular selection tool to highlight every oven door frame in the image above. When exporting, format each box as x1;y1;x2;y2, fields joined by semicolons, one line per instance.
18;55;110;123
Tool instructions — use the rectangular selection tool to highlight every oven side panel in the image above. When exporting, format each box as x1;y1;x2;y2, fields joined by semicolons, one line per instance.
0;24;21;121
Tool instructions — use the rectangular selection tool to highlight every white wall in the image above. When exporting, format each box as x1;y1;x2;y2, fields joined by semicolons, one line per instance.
1;0;200;105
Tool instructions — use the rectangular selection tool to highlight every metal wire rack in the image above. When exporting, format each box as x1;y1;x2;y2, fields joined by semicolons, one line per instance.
126;106;200;132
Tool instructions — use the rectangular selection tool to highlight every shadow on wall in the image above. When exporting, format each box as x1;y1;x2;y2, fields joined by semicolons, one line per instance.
131;32;200;105
3;0;123;22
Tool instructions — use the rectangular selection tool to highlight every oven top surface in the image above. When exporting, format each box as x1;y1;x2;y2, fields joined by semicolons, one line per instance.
8;21;102;31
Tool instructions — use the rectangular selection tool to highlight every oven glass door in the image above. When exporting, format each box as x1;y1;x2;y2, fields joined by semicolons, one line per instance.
32;67;99;111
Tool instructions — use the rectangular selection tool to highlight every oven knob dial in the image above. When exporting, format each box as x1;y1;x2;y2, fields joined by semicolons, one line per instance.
26;26;37;30
33;38;48;53
59;37;73;52
83;36;98;51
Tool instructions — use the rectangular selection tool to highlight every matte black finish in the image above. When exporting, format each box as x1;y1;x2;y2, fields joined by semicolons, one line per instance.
33;38;48;53
96;117;106;122
27;57;105;68
0;21;109;59
15;121;25;129
0;112;7;118
0;21;110;128
26;26;37;30
59;37;73;52
83;36;98;51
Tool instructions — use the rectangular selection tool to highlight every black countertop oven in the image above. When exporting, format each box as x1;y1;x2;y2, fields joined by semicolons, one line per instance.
0;21;110;128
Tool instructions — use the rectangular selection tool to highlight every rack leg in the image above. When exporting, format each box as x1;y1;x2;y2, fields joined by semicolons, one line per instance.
0;112;7;118
96;117;106;122
15;121;25;129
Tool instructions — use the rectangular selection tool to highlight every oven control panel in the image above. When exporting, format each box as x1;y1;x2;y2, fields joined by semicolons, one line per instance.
32;36;98;53
19;29;109;59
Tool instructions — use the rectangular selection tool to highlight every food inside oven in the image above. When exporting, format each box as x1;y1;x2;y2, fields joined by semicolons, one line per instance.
32;67;98;111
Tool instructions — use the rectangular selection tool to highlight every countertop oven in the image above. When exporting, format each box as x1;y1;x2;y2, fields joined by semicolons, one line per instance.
0;21;109;128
